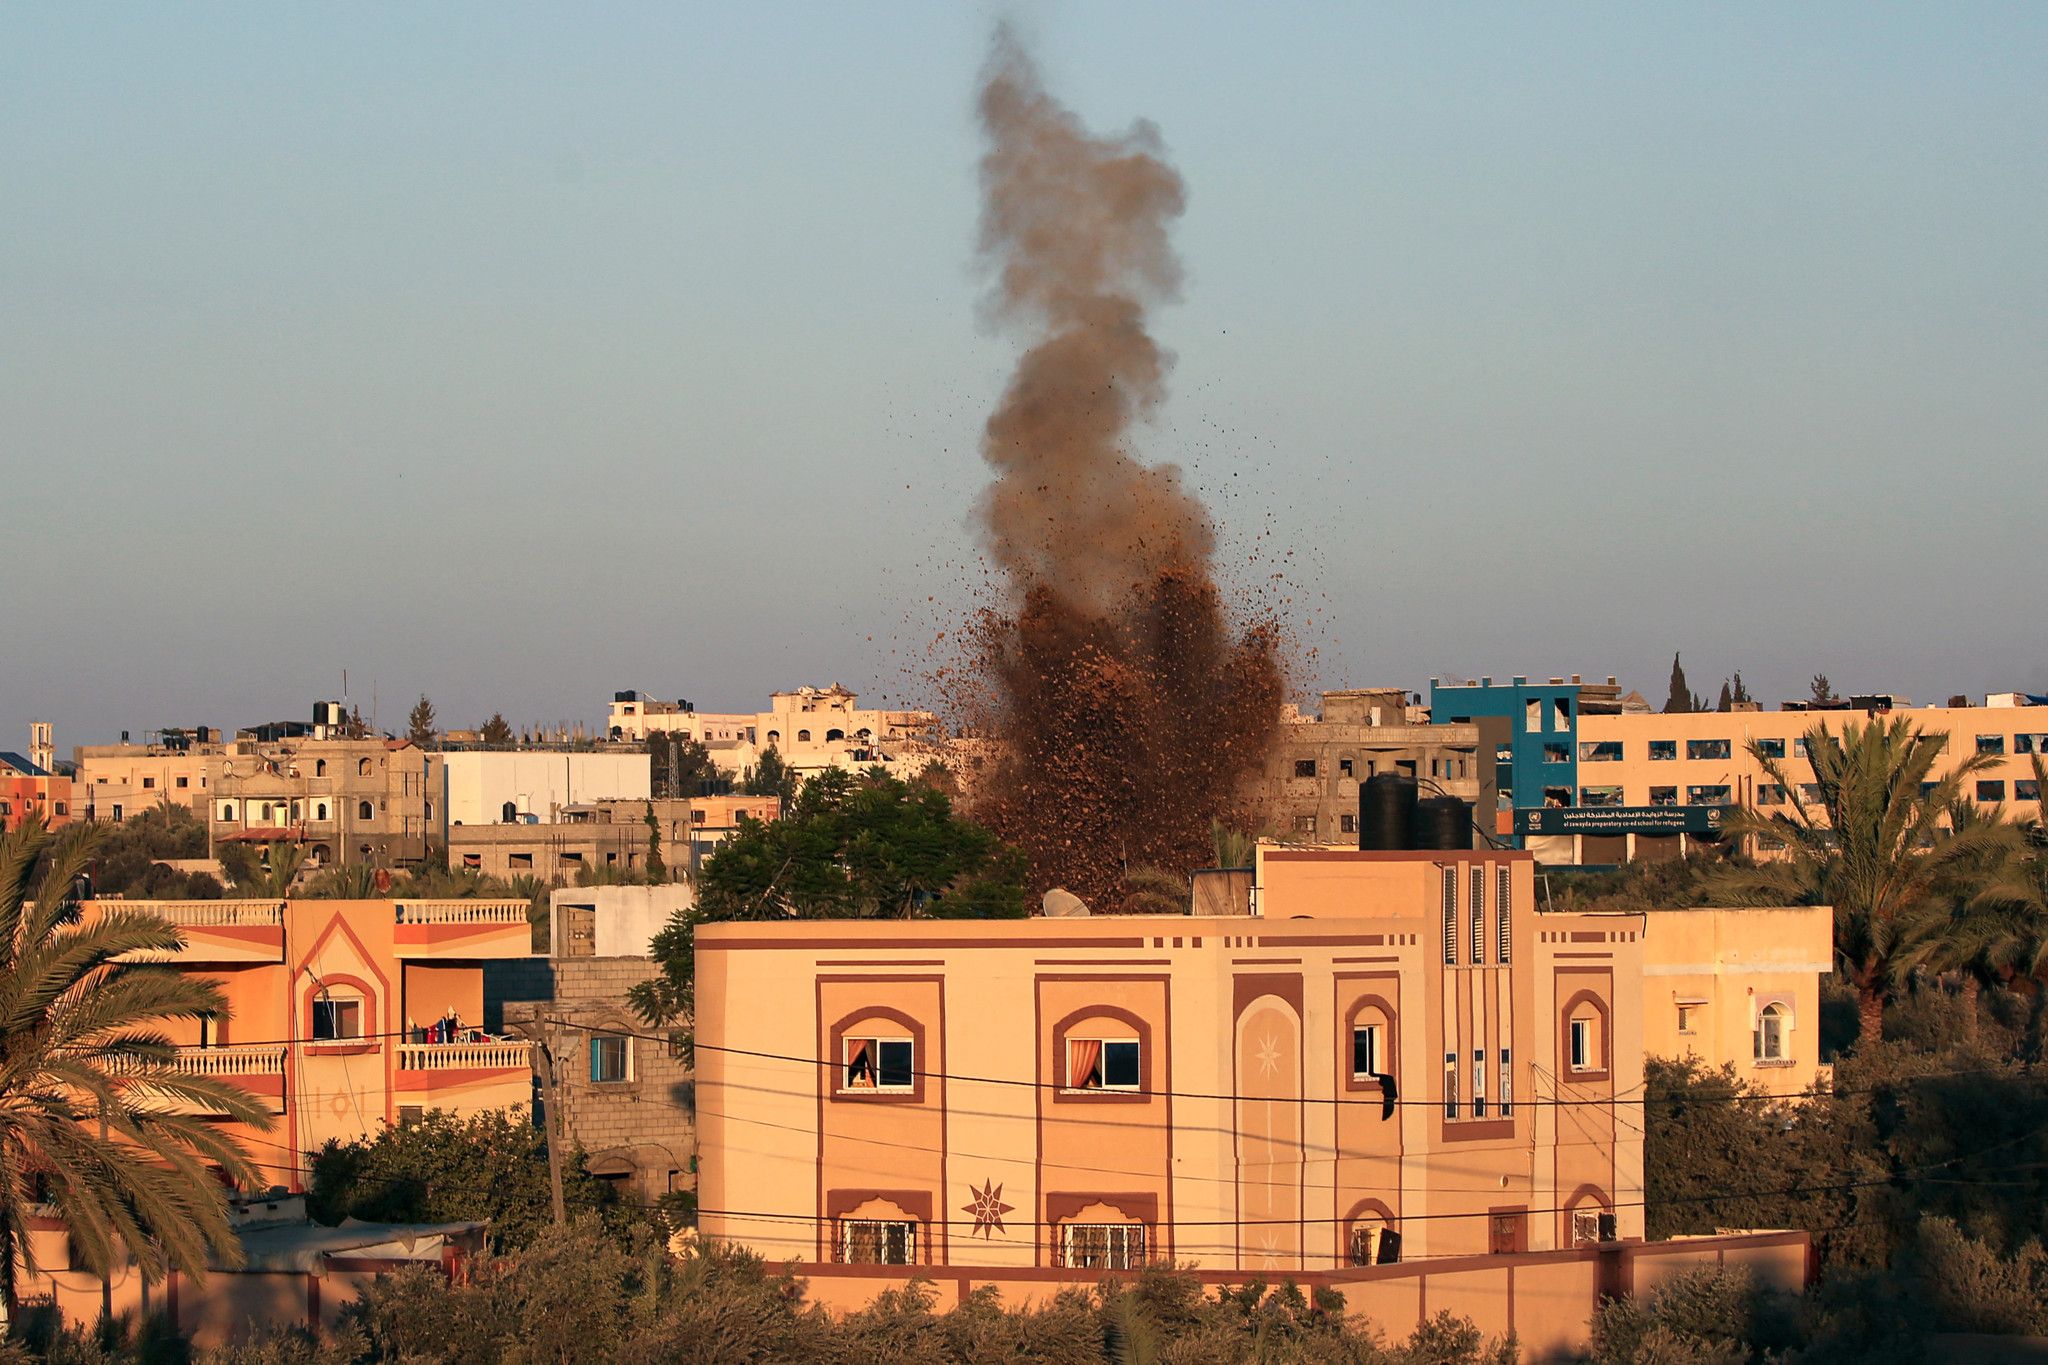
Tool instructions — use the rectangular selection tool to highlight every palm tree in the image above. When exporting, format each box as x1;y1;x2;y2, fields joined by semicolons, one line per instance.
1901;798;2039;1038
0;818;273;1327
1713;716;2013;1049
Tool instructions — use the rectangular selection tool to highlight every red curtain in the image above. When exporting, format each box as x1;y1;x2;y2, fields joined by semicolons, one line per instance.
845;1039;873;1087
1068;1039;1102;1089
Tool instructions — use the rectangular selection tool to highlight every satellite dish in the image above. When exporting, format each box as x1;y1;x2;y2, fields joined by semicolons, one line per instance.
1041;888;1090;918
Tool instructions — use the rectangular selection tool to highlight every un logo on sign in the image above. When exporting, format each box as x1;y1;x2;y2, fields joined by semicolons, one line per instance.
1706;808;1723;828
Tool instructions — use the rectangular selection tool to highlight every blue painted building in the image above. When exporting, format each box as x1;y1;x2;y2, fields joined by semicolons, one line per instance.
1428;677;1590;848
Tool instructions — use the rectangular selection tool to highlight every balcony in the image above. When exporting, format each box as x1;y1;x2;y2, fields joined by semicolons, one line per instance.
120;1044;288;1115
102;900;286;964
395;1039;534;1109
392;900;534;961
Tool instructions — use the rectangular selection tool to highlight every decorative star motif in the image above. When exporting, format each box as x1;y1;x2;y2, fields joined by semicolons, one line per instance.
1255;1032;1284;1079
962;1178;1013;1238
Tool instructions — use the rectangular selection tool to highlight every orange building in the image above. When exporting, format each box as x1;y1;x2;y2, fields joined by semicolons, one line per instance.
1;748;72;832
92;898;535;1189
1639;905;1834;1095
695;846;1650;1286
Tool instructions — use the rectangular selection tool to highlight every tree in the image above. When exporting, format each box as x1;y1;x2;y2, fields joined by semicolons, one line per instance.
644;802;666;885
0;818;273;1326
1664;653;1693;714
741;744;796;807
348;704;367;739
1713;717;2013;1046
306;1108;621;1251
78;804;220;900
631;769;1025;1024
480;713;514;749
1731;671;1752;705
1811;674;1838;706
1716;680;1734;712
407;694;438;748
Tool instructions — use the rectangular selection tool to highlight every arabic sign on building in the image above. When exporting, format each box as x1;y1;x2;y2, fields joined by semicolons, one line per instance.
1512;805;1727;837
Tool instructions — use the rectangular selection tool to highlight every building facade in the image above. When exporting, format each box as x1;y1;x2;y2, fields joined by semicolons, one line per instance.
1260;690;1489;843
503;958;696;1207
696;845;1648;1282
208;737;445;869
1638;906;1834;1096
442;750;651;828
449;795;778;882
87;896;534;1190
0;749;71;832
608;685;943;784
71;728;223;822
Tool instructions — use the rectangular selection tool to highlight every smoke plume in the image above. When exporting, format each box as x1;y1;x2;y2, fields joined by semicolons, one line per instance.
962;31;1284;910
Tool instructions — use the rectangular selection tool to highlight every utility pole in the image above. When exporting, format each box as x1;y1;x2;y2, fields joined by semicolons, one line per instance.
526;1022;568;1226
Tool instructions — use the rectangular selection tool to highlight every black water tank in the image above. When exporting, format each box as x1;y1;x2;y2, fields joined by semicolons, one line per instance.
1417;796;1473;850
1359;773;1419;851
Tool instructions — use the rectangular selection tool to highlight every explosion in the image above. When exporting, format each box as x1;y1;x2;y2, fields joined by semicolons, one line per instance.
961;30;1285;910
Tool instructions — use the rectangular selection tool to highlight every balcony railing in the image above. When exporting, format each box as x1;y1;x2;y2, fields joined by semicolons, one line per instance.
397;1040;533;1072
394;900;529;926
117;900;286;929
168;1044;288;1077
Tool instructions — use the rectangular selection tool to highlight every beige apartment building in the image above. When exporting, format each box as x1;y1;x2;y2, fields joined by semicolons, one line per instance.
72;728;224;822
209;736;445;869
1261;689;1490;843
450;795;780;882
608;684;943;783
1639;906;1834;1095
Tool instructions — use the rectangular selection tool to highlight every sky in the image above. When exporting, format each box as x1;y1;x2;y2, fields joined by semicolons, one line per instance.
3;3;2044;750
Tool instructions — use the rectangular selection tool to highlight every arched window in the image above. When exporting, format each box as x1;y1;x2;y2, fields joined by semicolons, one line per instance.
766;730;779;744
797;730;812;743
315;802;329;821
357;758;372;777
502;801;518;823
260;802;274;820
1562;992;1609;1076
826;728;845;743
1754;1003;1789;1062
358;800;374;820
315;759;327;777
220;802;237;822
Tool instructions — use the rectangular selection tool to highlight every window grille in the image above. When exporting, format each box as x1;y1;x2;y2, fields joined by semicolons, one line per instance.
1441;868;1457;964
1496;867;1512;963
1470;866;1485;964
839;1219;916;1265
1061;1223;1146;1270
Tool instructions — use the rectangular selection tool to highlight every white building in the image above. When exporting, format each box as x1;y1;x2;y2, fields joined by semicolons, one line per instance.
443;751;651;828
607;685;944;784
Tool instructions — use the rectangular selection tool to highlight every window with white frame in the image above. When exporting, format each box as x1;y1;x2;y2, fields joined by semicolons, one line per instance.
1062;1222;1146;1270
311;992;364;1041
840;1219;916;1265
1571;1209;1615;1246
1498;1048;1512;1116
1067;1038;1140;1091
1568;1012;1598;1072
1350;1023;1383;1080
1471;1049;1487;1118
1754;1003;1790;1063
589;1034;630;1083
842;1036;914;1091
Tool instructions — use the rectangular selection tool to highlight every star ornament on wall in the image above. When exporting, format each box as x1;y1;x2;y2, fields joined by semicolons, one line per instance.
963;1178;1014;1238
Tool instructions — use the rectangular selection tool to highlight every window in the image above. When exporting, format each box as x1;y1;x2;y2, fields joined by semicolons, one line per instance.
1351;1024;1383;1079
1541;786;1574;808
1798;783;1823;804
357;758;372;776
1793;738;1809;757
1542;744;1570;764
1525;699;1541;731
311;996;363;1041
2018;780;2041;802
1471;1050;1486;1118
589;1034;629;1083
2015;734;2048;756
1441;868;1456;965
1293;814;1317;836
1572;1210;1617;1246
843;1037;914;1091
315;802;329;821
1470;866;1484;965
1443;1052;1458;1119
1579;741;1622;762
1977;780;2006;803
1977;735;2006;755
1569;1017;1594;1072
1687;785;1731;805
1687;739;1731;760
691;809;707;824
315;759;326;777
1677;1005;1695;1034
1067;1039;1140;1091
1349;1224;1399;1266
1496;867;1511;963
1294;759;1317;779
1754;1004;1790;1063
142;776;155;789
1498;1048;1512;1116
1648;740;1677;761
1339;813;1356;834
1649;785;1677;806
797;729;811;743
1062;1223;1145;1270
358;800;374;820
1338;758;1353;777
1579;785;1623;807
176;775;189;789
1754;738;1786;759
840;1220;916;1265
219;802;237;821
1757;784;1786;805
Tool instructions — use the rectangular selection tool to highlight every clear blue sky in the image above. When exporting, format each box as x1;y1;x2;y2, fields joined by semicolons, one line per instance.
4;4;2043;748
